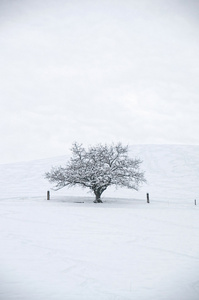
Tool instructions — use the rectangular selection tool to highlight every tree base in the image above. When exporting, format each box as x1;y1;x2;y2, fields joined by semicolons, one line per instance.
93;199;103;203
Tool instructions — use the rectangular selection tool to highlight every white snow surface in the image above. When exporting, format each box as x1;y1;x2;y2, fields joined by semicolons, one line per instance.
0;145;199;299
0;144;199;201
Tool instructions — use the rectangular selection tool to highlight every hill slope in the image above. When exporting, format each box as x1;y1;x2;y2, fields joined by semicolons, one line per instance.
0;145;198;201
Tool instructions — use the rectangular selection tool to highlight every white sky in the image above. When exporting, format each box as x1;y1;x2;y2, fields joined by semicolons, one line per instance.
0;0;199;163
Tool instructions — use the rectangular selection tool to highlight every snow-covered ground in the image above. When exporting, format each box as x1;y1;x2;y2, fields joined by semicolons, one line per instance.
0;145;199;299
1;197;199;300
0;144;199;202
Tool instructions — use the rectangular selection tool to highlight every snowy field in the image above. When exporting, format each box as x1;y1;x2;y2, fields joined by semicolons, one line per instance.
0;145;199;201
0;145;199;299
1;197;199;300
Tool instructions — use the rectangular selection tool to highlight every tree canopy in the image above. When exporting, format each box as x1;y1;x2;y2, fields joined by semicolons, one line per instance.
45;143;146;203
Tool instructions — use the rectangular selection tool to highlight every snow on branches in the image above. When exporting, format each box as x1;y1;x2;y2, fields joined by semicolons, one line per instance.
45;143;146;203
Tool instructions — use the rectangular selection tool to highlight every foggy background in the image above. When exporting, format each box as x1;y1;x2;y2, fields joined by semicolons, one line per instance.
0;0;199;163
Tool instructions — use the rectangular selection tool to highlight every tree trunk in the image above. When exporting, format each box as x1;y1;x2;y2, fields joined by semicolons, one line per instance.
93;189;103;203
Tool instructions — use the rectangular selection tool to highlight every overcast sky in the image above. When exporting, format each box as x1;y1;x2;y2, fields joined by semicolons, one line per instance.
0;0;199;163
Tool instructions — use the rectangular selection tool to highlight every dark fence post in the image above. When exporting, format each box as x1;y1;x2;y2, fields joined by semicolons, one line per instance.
195;199;197;206
147;193;150;203
47;191;50;200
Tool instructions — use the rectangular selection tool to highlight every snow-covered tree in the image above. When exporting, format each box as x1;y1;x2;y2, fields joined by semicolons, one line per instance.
45;143;146;203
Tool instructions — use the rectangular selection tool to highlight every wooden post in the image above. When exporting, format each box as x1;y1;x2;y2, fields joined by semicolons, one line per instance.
47;190;50;200
194;199;197;206
147;193;150;203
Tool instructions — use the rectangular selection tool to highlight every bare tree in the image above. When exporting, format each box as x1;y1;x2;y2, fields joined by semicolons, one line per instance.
45;143;146;203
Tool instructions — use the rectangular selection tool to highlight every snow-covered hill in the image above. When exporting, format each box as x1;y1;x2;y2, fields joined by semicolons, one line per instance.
129;145;199;202
0;145;198;202
1;145;199;300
